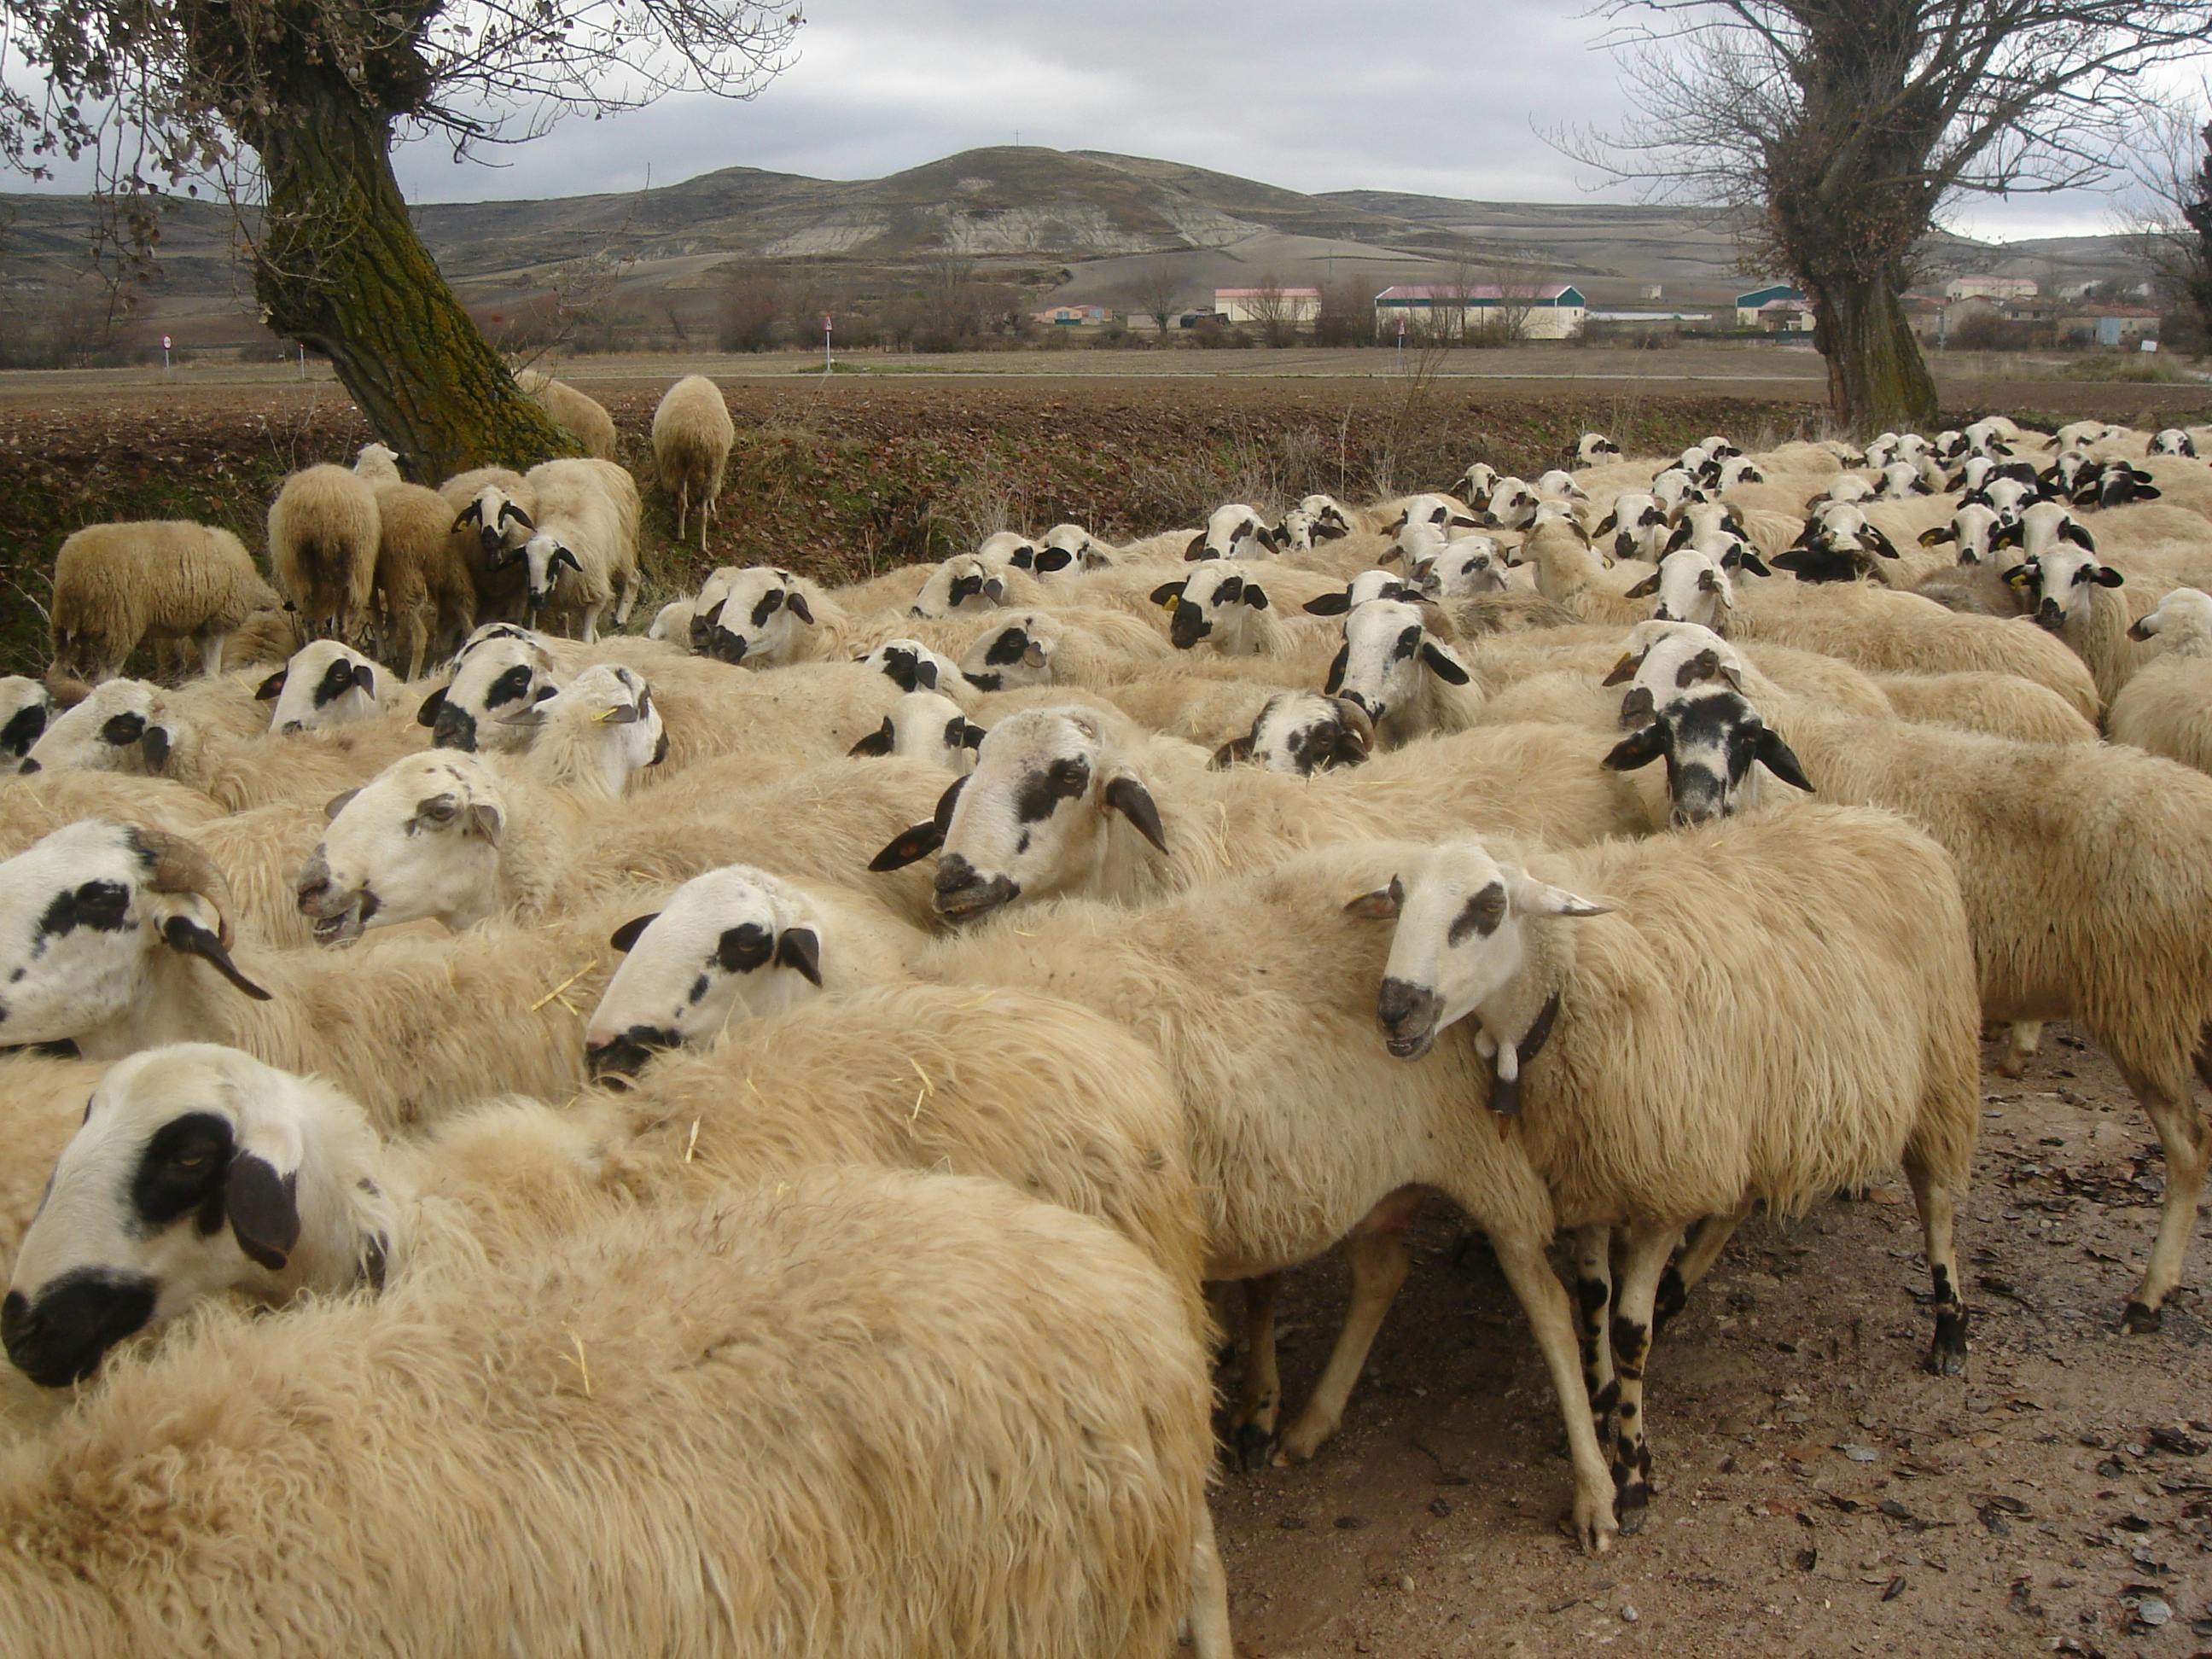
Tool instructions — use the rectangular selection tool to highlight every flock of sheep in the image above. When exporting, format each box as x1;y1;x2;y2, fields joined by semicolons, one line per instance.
2;370;2211;1651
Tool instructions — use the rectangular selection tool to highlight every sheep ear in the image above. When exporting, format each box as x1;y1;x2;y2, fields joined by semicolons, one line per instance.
1208;735;1254;770
1303;591;1351;616
848;719;895;759
775;927;824;987
451;502;484;530
1735;549;1771;578
502;504;534;532
1342;876;1402;921
1697;568;1721;594
1244;583;1270;610
1864;524;1901;560
1602;724;1666;771
1420;640;1470;684
352;665;376;696
1103;774;1169;854
1184;533;1208;561
960;721;986;751
224;1144;301;1272
140;725;171;771
1150;582;1184;608
1991;520;2024;550
1755;728;1815;793
785;592;813;625
1506;870;1609;918
1592;512;1618;537
2093;563;2124;587
159;914;272;1000
2063;519;2098;553
255;669;288;701
1918;524;1954;547
416;686;447;726
1624;572;1662;598
608;913;660;952
869;822;943;871
1599;650;1641;687
467;803;504;846
323;788;360;822
1323;642;1348;696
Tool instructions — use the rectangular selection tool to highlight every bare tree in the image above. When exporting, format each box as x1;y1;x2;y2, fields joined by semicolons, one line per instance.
1245;274;1294;346
1;0;800;474
1579;2;2212;432
2122;91;2212;352
1123;256;1183;342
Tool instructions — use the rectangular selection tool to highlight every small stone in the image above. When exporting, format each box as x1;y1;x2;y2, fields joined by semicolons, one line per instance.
1334;1514;1366;1531
1398;1575;1415;1593
1621;1605;1639;1623
2135;1597;2172;1628
1842;1444;1879;1463
1429;1497;1452;1517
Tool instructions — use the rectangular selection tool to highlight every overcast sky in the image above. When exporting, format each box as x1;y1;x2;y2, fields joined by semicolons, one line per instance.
9;0;2197;239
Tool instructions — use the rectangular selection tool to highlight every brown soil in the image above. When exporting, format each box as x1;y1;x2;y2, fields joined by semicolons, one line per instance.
1212;1024;2212;1656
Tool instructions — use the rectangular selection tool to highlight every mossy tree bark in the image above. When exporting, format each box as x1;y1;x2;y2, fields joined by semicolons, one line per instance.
236;73;579;480
1802;266;1941;434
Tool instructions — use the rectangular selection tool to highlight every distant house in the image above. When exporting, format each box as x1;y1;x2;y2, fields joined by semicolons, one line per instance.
1033;304;1109;327
1373;283;1587;340
1945;276;2038;301
1734;283;1804;327
1753;297;1814;334
2060;307;2163;348
1214;287;1320;326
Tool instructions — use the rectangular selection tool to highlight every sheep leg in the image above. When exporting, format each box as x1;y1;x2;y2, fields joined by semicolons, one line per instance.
1488;1230;1619;1554
1604;1222;1676;1534
2123;1088;2210;1334
1273;1189;1421;1464
196;628;225;679
579;604;602;645
1996;1020;2043;1078
614;570;637;627
675;487;689;545
1570;1224;1617;1445
1902;1146;1970;1372
1654;1202;1753;1334
1226;1277;1280;1471
1186;1514;1234;1659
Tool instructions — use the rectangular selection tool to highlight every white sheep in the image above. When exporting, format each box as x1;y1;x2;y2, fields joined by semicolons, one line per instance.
370;480;478;679
1612;684;2212;1330
2149;428;2198;457
1184;502;1278;561
1152;561;1341;656
439;466;535;624
515;365;618;457
267;463;381;643
1324;597;1480;744
649;373;735;550
1570;432;1621;469
19;678;171;777
2002;500;2139;705
1206;690;1374;774
690;566;842;666
254;639;387;734
1038;521;1115;575
909;554;1014;619
351;441;402;486
2110;587;2212;773
853;637;967;696
417;626;556;752
1771;501;1903;584
49;521;280;681
0;678;55;762
847;690;985;772
510;458;642;643
1590;492;1673;562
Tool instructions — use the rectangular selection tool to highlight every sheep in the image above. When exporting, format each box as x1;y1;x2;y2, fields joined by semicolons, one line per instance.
1710;455;1766;490
0;678;54;762
952;610;1174;694
509;458;642;643
690;566;845;666
1806;471;1875;508
1518;517;1652;625
267;463;381;643
1875;460;1935;500
853;637;966;696
370;480;477;679
909;553;1033;619
870;702;1644;921
19;678;172;777
2070;458;2164;510
515;365;618;458
649;373;734;550
352;440;402;486
2052;419;2126;452
2150;428;2198;457
1207;690;1374;775
972;529;1043;573
1413;536;1528;600
2109;587;2212;773
1770;501;1903;584
847;690;986;772
416;626;556;752
2002;501;2139;704
1611;685;2212;1330
1908;504;2029;616
1150;561;1340;656
1037;521;1115;575
1648;467;1708;513
1324;597;1481;745
0;1150;1221;1656
439;466;535;623
1591;492;1673;562
1629;546;1737;632
644;598;692;643
49;521;280;681
1347;810;1977;1523
1570;432;1621;469
0;770;226;864
255;639;387;734
487;663;667;800
1184;502;1280;561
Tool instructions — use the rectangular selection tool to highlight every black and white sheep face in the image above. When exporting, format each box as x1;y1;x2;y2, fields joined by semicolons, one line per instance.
1296;494;1356;537
0;677;55;762
910;556;1005;619
1414;539;1512;601
957;614;1059;693
1573;433;1620;468
875;707;1166;922
1874;461;1930;500
2127;585;2212;645
259;640;381;734
584;867;828;1079
1481;480;1543;530
2054;420;2124;451
1632;548;1734;632
1345;841;1607;1062
1212;691;1372;775
2150;428;2197;457
975;532;1041;573
693;568;814;667
1187;504;1274;562
1324;599;1470;727
1302;568;1423;619
2009;546;2122;632
452;487;537;560
1597;492;1671;562
1154;565;1272;654
3;1044;332;1388
1917;503;2001;566
1602;685;1813;826
19;678;173;777
418;635;554;753
300;754;507;943
1773;504;1899;583
1713;457;1765;490
855;638;962;695
1648;468;1704;512
506;664;667;789
513;532;585;617
1604;620;1746;729
0;822;264;1049
1274;508;1319;552
849;690;984;773
1038;524;1110;577
1455;464;1501;508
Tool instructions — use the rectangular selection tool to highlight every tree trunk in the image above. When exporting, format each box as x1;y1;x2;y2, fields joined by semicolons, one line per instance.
248;84;579;481
1804;269;1941;436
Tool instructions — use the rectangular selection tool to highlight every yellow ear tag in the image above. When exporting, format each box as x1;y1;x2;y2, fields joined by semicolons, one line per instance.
1159;595;1179;611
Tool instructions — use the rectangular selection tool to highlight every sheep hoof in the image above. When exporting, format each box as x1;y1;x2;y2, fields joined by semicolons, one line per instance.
1994;1055;2028;1080
1614;1483;1650;1535
1233;1423;1273;1472
2121;1299;2163;1336
1573;1495;1619;1555
1924;1319;1968;1376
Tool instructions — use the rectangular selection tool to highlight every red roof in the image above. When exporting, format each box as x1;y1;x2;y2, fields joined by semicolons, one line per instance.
1377;283;1579;301
1214;287;1320;299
